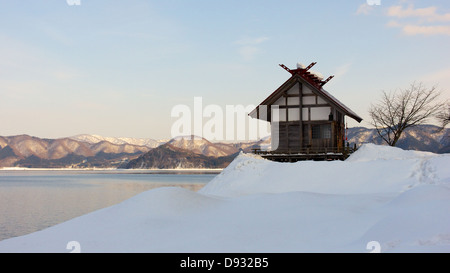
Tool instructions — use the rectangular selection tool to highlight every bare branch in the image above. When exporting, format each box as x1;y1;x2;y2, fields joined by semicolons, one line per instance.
369;82;445;146
436;103;450;130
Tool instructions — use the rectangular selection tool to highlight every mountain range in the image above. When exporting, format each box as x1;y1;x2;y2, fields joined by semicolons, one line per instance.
0;134;151;168
0;134;267;169
0;125;448;169
69;134;166;149
346;124;449;154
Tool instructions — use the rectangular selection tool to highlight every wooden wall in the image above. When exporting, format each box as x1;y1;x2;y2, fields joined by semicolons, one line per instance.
270;79;346;152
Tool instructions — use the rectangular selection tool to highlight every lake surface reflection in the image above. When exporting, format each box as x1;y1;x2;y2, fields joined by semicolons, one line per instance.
0;169;218;241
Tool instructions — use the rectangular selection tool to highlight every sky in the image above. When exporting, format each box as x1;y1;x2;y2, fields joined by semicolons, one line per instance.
1;0;449;140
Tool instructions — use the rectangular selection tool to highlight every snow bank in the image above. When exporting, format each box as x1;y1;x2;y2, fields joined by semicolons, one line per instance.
346;143;436;162
0;144;449;253
199;144;447;197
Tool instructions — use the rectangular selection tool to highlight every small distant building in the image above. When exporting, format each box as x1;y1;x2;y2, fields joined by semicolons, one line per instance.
249;62;362;161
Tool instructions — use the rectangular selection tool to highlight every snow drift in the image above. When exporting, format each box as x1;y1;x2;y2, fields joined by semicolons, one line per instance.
0;143;449;253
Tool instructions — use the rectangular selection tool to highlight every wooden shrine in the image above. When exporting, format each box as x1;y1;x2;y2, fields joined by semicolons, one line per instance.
249;62;363;161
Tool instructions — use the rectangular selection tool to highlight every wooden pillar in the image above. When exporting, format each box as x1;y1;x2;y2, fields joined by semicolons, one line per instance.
285;92;289;150
330;107;335;150
307;123;311;149
299;82;303;150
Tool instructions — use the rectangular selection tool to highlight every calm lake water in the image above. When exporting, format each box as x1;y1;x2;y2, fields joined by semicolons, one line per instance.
0;169;218;242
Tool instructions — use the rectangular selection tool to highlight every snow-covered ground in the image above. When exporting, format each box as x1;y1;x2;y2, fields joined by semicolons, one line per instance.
0;144;449;253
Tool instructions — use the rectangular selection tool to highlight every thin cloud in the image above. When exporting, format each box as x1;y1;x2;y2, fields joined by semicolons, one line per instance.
386;20;450;36
238;46;262;61
387;5;450;22
386;4;450;36
356;3;374;15
334;63;352;78
234;36;269;46
402;24;450;36
234;36;269;61
386;20;402;28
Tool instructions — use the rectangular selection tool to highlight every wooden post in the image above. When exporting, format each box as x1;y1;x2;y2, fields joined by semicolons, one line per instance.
285;93;289;150
299;82;303;150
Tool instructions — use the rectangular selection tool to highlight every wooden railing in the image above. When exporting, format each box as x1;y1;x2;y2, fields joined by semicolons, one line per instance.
251;144;358;161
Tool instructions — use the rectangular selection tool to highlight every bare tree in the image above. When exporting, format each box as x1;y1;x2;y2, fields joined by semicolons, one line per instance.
436;103;450;130
369;82;446;146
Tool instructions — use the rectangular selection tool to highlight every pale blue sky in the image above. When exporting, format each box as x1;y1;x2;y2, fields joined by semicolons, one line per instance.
1;0;449;139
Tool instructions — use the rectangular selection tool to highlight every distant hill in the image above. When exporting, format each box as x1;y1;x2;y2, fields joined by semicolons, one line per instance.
347;125;449;154
124;143;238;169
124;135;271;169
0;135;150;168
166;135;238;157
69;134;166;149
0;125;448;169
0;134;266;169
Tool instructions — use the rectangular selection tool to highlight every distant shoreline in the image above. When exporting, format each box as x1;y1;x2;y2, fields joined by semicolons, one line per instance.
0;167;223;174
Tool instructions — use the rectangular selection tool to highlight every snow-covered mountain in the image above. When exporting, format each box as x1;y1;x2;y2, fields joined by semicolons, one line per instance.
347;125;449;153
124;135;274;169
166;135;239;157
69;134;166;148
0;125;448;169
125;144;237;169
0;135;151;168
